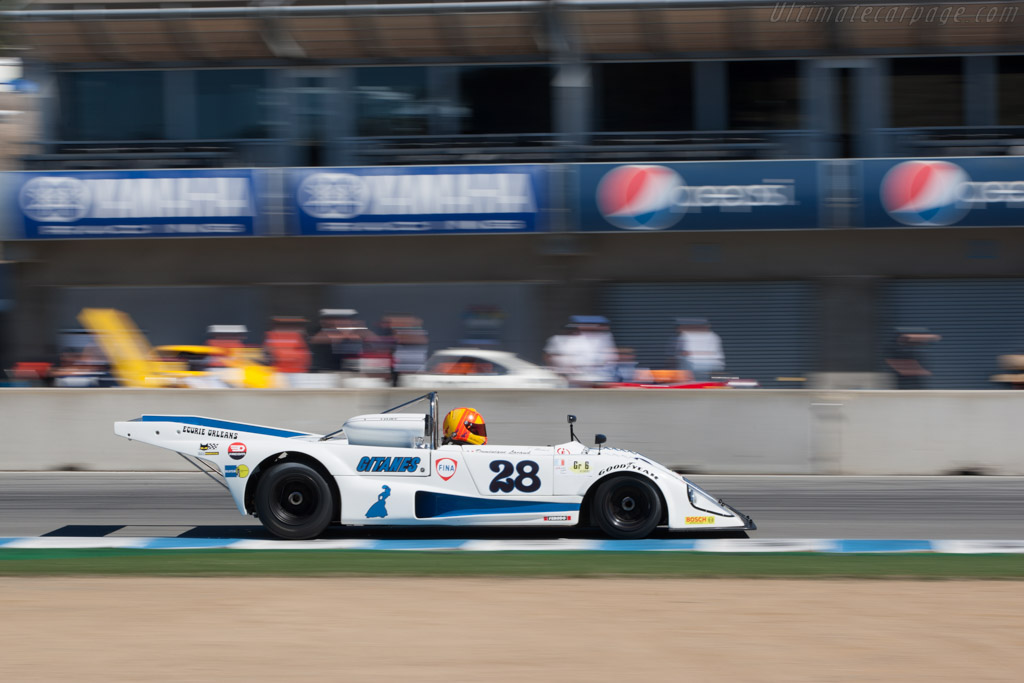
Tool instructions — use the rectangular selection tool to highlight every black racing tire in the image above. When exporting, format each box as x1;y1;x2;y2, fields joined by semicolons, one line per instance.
255;462;334;540
592;475;663;540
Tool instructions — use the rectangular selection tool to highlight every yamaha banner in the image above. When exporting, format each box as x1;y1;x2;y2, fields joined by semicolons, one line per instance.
14;169;260;239
862;157;1024;229
290;165;548;235
576;161;821;231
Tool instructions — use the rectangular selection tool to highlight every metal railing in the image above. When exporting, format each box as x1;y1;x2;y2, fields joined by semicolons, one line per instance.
875;126;1024;157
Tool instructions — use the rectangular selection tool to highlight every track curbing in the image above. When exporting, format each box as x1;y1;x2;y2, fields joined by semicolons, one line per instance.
2;537;1024;553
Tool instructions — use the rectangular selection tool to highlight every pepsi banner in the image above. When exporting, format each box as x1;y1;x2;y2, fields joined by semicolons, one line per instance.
14;169;260;239
864;158;1024;229
576;161;820;231
290;165;548;235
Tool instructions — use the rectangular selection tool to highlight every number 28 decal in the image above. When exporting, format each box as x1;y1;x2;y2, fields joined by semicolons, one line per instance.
489;460;541;493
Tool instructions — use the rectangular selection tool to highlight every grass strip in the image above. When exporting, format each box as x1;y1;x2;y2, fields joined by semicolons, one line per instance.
0;549;1022;578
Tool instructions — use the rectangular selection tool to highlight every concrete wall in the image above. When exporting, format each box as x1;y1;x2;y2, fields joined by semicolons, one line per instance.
1;388;1021;475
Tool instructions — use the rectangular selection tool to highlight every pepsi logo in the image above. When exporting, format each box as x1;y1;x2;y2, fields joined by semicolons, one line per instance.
880;160;971;227
228;442;247;460
596;165;685;230
436;457;457;481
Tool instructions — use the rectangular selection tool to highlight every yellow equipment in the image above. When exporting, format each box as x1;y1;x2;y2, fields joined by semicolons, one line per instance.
78;308;275;388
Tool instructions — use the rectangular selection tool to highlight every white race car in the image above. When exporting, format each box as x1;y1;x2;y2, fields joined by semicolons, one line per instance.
114;393;755;540
399;348;568;389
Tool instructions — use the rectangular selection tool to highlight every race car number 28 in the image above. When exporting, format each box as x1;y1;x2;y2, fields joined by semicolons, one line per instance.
489;460;540;493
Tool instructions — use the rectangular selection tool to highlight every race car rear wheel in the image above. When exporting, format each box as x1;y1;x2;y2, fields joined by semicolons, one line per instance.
255;462;334;540
593;475;662;539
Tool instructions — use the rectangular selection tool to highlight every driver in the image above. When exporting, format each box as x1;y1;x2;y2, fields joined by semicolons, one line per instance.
442;407;488;446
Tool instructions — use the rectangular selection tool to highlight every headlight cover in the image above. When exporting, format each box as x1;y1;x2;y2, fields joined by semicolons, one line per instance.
687;484;734;517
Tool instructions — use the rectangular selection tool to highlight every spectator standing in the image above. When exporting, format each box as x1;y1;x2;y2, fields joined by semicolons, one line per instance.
310;309;371;373
885;326;941;389
612;347;653;384
391;316;429;386
545;315;618;386
206;324;248;368
675;318;725;381
264;316;312;379
310;309;345;371
544;323;575;379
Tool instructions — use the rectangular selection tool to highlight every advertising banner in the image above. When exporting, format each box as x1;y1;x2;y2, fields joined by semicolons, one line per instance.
14;169;260;238
576;161;821;231
290;165;548;235
862;157;1024;228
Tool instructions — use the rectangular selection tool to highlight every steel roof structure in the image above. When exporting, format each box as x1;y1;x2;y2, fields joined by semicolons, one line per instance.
2;0;1022;65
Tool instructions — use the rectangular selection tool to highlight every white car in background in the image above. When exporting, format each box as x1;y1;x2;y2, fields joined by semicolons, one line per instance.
399;348;568;389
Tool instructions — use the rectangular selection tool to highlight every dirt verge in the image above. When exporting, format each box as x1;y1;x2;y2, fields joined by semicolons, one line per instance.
1;577;1020;682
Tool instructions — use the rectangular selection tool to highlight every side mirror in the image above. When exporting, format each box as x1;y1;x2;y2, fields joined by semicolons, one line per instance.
567;415;576;424
594;434;607;445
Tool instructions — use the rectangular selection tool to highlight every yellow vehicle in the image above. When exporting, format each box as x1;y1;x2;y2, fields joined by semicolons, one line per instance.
153;344;276;388
78;308;276;388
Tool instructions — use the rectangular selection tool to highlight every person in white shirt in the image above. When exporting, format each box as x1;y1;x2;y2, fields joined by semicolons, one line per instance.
675;318;725;381
545;316;619;386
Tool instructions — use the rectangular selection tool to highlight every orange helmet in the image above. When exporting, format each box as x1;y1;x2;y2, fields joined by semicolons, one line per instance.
442;407;487;446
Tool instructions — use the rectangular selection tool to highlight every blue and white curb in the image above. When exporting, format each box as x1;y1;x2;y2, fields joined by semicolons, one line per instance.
1;537;1024;553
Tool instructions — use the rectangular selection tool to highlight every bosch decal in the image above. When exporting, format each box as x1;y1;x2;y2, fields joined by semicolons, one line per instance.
436;457;458;481
227;442;247;460
357;456;421;473
686;516;715;525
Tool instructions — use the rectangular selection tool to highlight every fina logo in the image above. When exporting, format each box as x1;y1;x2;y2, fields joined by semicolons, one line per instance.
880;160;972;227
596;165;685;230
19;176;91;222
436;457;457;481
298;173;370;219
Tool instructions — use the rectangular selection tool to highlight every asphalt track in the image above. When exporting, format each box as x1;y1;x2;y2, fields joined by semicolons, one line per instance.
1;473;1021;540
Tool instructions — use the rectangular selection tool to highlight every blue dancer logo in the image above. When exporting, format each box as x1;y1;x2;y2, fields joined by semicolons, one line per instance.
365;485;391;519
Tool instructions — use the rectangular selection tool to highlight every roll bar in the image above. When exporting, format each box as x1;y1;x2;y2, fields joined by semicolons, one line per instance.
382;391;440;449
319;391;439;447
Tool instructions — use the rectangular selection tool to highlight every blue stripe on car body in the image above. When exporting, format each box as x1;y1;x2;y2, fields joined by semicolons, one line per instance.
415;491;579;519
139;415;310;439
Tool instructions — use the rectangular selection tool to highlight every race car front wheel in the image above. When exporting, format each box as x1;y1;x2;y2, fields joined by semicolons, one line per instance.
593;475;663;540
255;462;334;540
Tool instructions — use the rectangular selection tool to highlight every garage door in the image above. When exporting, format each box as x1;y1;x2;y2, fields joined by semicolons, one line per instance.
602;282;818;388
879;279;1024;389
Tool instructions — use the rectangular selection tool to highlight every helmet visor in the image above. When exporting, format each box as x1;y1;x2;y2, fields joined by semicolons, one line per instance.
466;422;487;438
